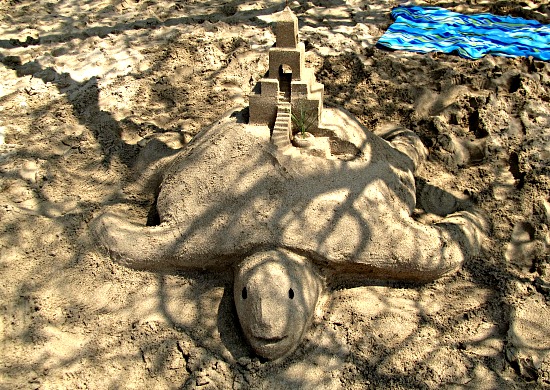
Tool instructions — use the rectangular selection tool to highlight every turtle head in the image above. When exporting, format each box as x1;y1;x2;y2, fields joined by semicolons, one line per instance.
234;249;322;360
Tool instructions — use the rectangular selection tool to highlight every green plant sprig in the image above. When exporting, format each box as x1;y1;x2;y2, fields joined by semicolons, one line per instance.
291;103;316;138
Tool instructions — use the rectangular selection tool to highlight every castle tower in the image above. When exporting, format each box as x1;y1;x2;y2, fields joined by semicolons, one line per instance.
275;7;298;48
249;7;324;134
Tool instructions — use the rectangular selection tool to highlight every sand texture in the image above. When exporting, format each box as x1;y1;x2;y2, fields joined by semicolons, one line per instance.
1;0;549;388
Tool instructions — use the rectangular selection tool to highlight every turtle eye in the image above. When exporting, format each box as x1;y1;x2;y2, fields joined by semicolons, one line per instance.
289;288;294;299
242;287;247;300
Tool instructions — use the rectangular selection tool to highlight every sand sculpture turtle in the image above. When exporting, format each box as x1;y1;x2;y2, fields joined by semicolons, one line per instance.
92;107;486;360
92;8;486;360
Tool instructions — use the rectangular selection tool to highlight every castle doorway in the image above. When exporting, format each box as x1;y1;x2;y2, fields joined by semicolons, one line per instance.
278;64;292;100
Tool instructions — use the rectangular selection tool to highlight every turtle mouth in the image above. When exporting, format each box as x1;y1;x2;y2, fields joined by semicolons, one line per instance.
252;335;288;345
250;334;294;359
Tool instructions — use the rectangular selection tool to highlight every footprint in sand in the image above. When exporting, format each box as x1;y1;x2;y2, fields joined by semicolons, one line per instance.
505;221;538;271
507;295;550;381
437;132;488;167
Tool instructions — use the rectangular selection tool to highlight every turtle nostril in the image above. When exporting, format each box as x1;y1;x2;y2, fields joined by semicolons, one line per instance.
289;288;294;299
242;287;247;299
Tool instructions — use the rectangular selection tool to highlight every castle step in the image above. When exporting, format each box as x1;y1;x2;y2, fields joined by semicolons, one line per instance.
278;92;290;103
271;104;293;150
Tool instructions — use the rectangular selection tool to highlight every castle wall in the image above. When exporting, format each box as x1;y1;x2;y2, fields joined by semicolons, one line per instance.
290;97;322;133
268;43;305;81
275;9;298;48
249;94;278;128
248;8;324;134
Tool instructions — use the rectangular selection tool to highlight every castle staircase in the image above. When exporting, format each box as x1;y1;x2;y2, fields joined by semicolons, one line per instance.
271;103;293;151
278;91;290;103
271;103;303;166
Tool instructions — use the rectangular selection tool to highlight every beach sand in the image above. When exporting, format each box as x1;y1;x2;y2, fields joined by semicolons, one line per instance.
0;0;549;388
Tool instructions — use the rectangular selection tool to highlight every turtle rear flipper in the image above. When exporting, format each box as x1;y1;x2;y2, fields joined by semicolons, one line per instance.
377;125;428;174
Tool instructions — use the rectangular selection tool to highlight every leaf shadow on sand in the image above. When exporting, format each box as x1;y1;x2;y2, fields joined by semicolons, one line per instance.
82;107;499;389
1;1;549;388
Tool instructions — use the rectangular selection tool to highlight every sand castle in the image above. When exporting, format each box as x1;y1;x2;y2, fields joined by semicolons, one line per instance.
249;7;324;148
93;7;487;361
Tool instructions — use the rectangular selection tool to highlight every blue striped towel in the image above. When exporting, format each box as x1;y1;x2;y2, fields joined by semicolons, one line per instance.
377;6;550;60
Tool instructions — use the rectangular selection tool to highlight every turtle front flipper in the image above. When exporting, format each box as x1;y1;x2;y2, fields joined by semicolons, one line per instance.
389;208;488;281
91;212;183;270
91;208;274;271
371;208;488;281
293;205;488;283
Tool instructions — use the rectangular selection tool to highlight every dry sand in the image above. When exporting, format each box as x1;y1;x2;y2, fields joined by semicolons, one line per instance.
1;0;549;388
